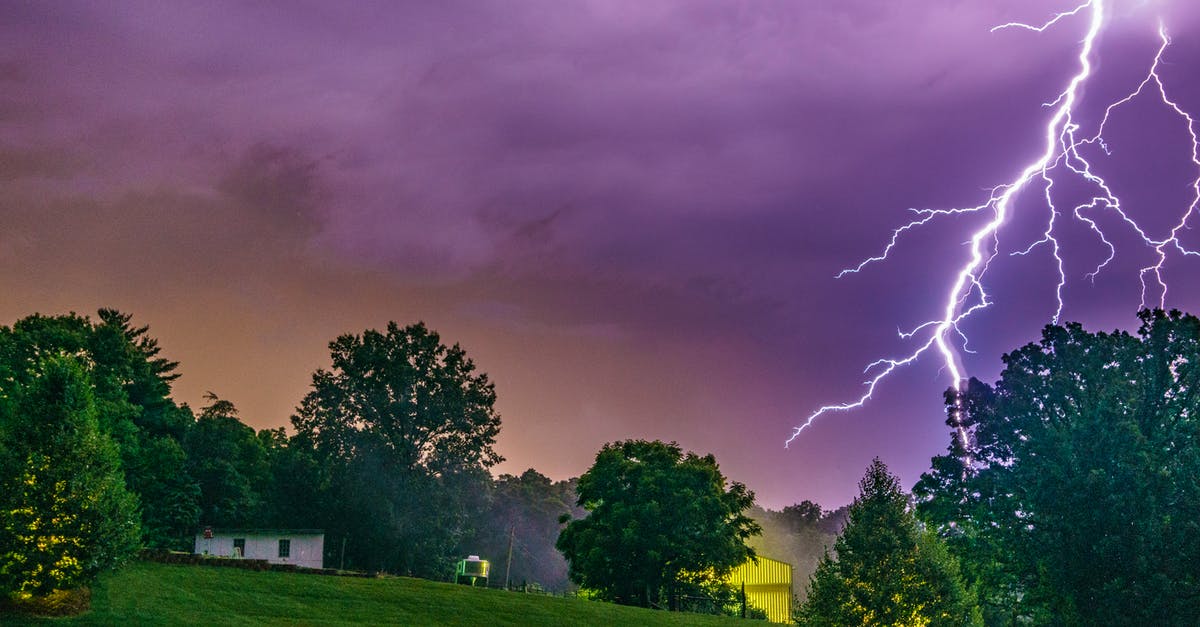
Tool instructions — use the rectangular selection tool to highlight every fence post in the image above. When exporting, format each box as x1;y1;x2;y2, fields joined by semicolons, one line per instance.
741;581;746;619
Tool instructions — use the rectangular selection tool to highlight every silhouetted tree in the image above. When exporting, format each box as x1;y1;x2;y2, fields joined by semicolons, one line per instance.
466;469;581;591
749;501;843;604
292;322;502;577
257;428;326;530
184;394;270;528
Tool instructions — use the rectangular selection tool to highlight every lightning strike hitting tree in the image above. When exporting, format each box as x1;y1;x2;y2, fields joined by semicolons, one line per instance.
787;0;1200;446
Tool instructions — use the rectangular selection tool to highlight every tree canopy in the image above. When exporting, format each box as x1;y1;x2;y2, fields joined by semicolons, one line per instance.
0;311;197;550
800;458;979;627
293;321;502;474
472;469;581;591
556;440;760;610
184;394;271;528
915;309;1200;625
748;501;847;605
291;321;503;577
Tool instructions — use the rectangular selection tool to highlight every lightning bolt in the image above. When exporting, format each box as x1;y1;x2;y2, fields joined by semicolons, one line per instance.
787;0;1200;447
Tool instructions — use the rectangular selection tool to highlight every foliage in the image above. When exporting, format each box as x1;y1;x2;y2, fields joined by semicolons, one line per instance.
556;440;760;610
799;458;979;627
0;311;198;549
126;436;198;551
291;322;503;577
915;309;1200;625
255;428;327;530
0;356;141;598
748;501;845;604
468;469;583;592
293;321;502;473
183;394;270;528
0;585;92;617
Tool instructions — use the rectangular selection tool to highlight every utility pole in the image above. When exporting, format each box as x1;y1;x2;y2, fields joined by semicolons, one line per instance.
504;524;515;590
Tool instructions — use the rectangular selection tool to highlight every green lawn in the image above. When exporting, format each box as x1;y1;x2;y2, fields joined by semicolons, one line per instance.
6;561;748;626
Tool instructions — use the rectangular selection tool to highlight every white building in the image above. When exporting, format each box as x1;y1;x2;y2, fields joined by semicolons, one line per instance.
194;528;324;570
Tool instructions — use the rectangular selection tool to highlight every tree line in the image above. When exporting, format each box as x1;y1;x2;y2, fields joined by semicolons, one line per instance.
0;310;831;609
0;312;579;597
6;307;1199;625
798;309;1200;625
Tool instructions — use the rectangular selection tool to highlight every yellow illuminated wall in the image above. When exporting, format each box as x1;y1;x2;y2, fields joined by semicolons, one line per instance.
725;555;793;623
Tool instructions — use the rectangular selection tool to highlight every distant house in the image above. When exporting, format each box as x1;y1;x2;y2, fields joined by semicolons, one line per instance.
725;555;793;623
194;528;324;570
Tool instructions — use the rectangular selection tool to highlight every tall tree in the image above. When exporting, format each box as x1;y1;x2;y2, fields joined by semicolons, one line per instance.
184;394;270;528
916;309;1200;625
256;428;326;530
126;435;199;551
799;458;979;627
0;356;140;599
291;322;503;576
293;321;502;472
0;311;198;549
556;440;760;610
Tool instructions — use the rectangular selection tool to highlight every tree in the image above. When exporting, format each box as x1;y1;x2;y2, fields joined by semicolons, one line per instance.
467;469;582;591
126;435;198;551
291;322;503;576
292;321;502;473
0;311;198;549
0;356;140;599
748;501;843;605
183;394;270;528
780;501;825;530
256;428;326;530
799;458;979;627
556;440;760;610
915;310;1200;625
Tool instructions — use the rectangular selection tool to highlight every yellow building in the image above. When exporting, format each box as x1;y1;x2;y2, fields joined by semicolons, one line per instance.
725;555;793;623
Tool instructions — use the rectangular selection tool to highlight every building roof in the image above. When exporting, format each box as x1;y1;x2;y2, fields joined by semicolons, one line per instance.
197;528;324;535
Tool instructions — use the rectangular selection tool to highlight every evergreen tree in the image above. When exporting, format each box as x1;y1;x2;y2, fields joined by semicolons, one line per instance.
0;311;198;549
0;356;140;599
800;458;979;626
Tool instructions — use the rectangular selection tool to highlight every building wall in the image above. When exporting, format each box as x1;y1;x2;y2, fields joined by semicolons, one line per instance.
194;532;324;570
726;555;793;623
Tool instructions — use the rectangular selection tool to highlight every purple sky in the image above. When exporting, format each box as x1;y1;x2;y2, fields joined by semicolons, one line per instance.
3;0;1200;509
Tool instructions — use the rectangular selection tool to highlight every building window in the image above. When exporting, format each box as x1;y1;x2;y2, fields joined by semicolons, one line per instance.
233;538;245;558
278;539;291;558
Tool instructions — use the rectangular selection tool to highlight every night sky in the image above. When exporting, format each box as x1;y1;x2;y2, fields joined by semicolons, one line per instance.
4;1;1200;509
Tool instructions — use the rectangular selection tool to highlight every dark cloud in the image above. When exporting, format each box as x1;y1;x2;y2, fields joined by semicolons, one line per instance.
218;143;325;235
2;0;1199;508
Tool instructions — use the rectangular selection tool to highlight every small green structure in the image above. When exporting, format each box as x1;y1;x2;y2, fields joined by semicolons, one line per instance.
725;555;793;623
455;555;490;587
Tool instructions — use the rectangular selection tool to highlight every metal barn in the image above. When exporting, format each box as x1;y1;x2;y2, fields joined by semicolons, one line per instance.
725;555;793;623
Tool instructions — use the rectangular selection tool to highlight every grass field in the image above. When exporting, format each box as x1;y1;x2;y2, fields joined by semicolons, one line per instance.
4;561;747;626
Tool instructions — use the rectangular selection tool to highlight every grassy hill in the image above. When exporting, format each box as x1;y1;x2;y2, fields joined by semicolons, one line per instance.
5;561;747;626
